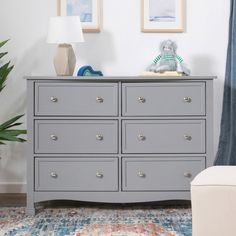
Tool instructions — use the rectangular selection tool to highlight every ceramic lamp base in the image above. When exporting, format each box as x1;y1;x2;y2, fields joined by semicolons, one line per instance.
54;44;76;76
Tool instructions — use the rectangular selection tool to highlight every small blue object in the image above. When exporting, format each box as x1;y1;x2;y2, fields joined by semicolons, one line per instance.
77;65;103;76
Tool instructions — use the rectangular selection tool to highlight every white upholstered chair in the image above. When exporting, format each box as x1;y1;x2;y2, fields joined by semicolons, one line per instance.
191;166;236;236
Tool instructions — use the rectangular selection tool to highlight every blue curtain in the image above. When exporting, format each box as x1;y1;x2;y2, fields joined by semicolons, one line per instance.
215;0;236;165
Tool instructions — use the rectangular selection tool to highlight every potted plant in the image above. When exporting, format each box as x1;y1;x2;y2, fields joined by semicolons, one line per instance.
0;40;26;144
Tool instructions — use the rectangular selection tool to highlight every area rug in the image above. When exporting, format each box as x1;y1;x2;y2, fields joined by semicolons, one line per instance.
0;206;192;236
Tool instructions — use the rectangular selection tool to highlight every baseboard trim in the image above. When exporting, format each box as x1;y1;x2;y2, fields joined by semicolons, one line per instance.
0;182;26;193
0;193;26;206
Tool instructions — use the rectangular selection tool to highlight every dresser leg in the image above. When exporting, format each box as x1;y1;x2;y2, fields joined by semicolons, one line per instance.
26;207;36;216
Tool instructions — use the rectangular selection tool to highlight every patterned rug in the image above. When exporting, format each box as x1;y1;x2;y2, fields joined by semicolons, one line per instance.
0;205;192;236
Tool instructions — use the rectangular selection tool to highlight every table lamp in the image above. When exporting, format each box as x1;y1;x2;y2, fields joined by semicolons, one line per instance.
47;16;84;76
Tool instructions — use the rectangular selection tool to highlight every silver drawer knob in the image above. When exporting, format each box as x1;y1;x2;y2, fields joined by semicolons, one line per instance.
184;97;192;103
96;134;103;141
96;97;104;103
50;134;58;141
138;97;146;103
138;134;146;141
50;172;58;178
184;135;192;141
137;171;146;178
96;172;104;178
184;172;192;178
50;96;58;102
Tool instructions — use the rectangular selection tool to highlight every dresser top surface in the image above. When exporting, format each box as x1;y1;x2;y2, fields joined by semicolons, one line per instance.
26;76;216;81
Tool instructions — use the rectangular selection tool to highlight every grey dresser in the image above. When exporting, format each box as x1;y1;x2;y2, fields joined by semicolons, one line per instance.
26;76;215;215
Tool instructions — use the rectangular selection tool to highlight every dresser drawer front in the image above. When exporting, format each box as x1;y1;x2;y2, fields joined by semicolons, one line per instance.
122;83;205;116
35;83;118;116
122;157;205;191
122;120;205;154
35;120;118;154
35;158;118;191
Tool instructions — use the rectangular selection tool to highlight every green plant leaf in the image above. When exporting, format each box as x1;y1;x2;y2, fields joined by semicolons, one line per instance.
0;40;9;49
1;129;26;135
0;39;27;145
0;84;6;92
0;136;26;142
0;62;14;78
0;129;26;141
0;52;8;59
0;133;26;142
0;114;24;130
0;62;14;92
4;122;23;129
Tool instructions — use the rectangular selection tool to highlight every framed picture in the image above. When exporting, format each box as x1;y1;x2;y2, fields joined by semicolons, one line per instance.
58;0;101;32
141;0;185;33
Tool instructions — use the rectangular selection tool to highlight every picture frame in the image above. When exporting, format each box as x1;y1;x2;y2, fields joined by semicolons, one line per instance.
141;0;185;33
57;0;101;33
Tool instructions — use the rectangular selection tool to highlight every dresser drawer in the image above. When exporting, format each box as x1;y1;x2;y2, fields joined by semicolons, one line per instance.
122;157;205;191
35;83;118;116
35;120;118;154
35;157;118;191
122;120;205;154
122;82;205;116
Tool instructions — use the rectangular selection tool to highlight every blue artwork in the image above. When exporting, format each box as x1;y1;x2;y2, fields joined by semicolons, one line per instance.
149;0;176;22
77;65;103;76
66;0;92;22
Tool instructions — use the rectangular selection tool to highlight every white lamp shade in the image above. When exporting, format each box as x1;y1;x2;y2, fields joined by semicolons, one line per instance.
47;16;84;44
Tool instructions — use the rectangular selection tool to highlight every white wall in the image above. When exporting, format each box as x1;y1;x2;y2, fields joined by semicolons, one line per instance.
0;0;230;192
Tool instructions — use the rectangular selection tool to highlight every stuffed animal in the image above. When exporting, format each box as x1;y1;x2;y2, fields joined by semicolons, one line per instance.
147;40;190;75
